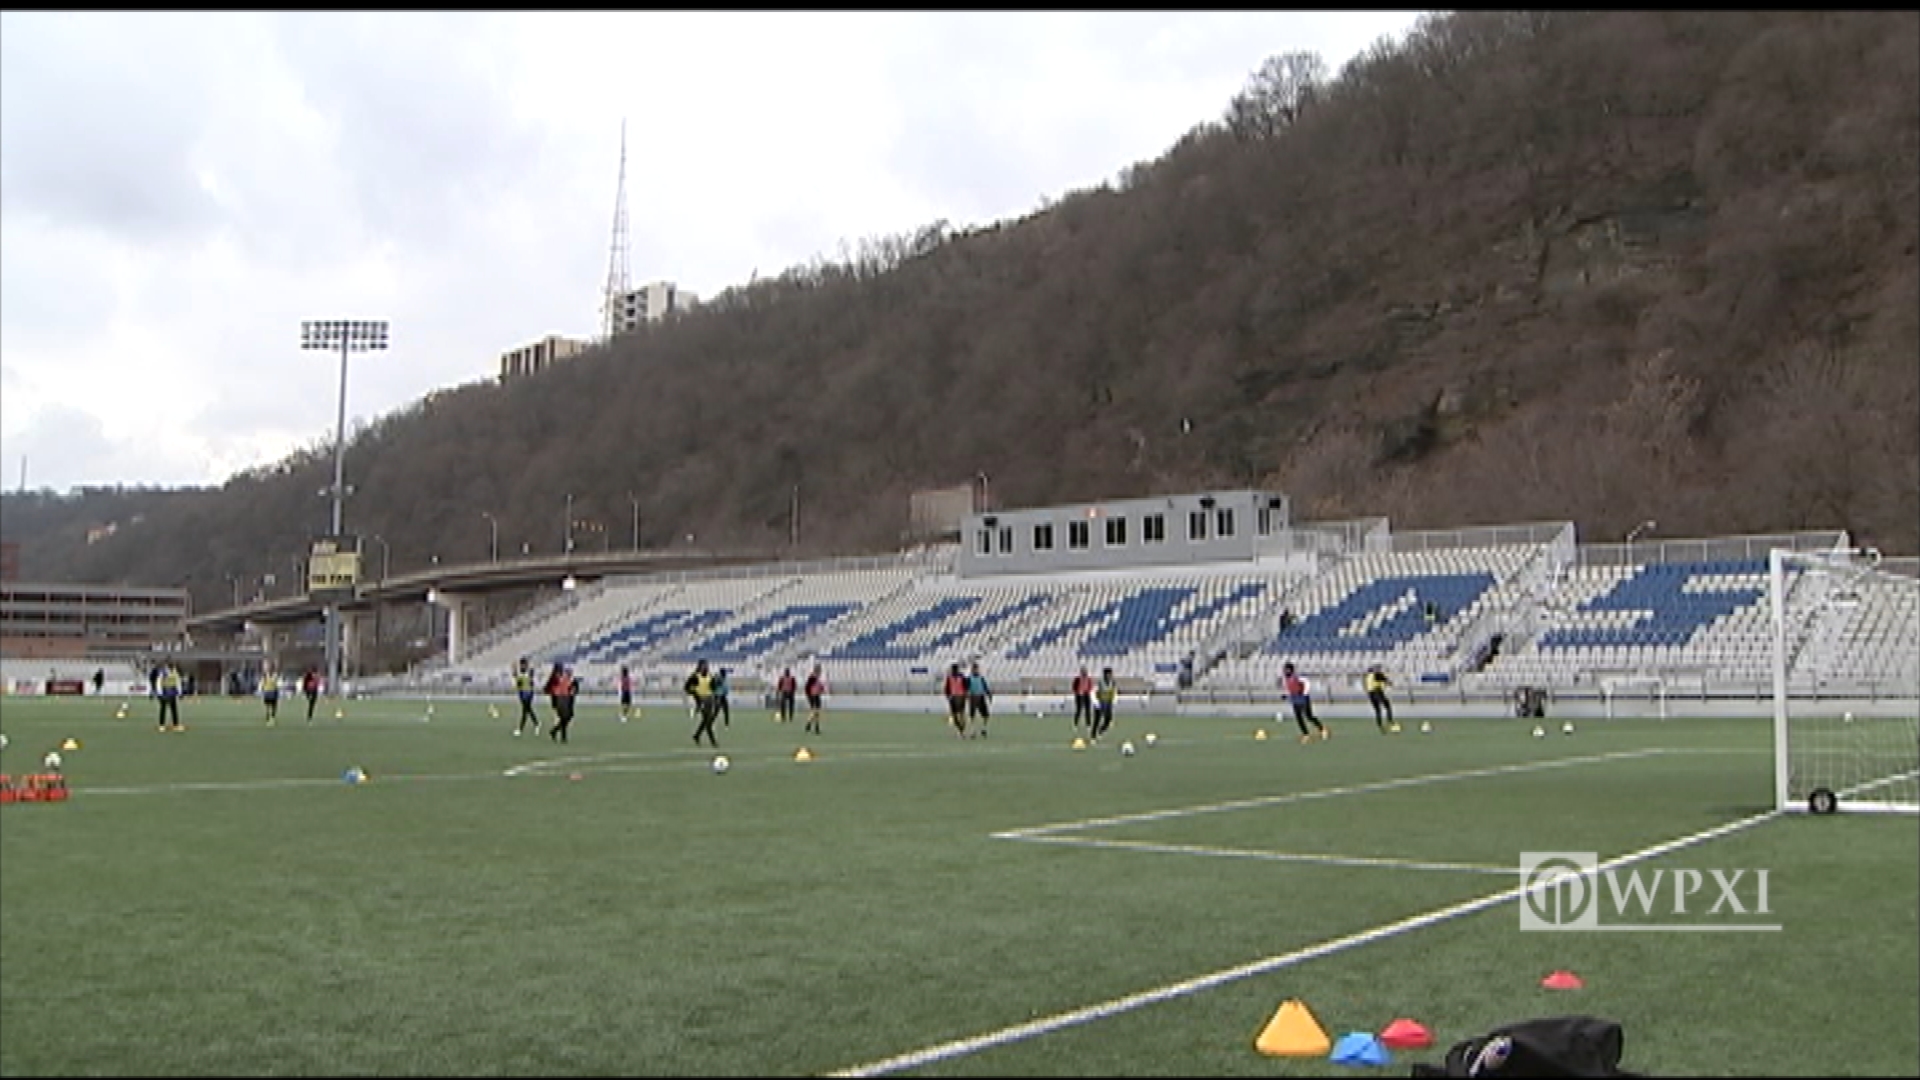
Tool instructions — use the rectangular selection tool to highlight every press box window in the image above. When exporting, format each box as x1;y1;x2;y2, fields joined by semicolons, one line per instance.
1188;510;1209;541
1104;517;1127;546
1143;514;1166;544
1216;508;1235;538
1033;523;1055;552
1068;520;1090;549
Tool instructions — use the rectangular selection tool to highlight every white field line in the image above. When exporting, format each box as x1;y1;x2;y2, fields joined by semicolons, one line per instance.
990;748;1668;840
1007;834;1517;875
823;807;1782;1078
503;741;1038;777
66;740;1041;796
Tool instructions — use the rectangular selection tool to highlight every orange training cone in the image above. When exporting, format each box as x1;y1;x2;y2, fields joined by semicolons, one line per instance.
1255;999;1332;1057
1541;970;1584;990
1378;1018;1433;1050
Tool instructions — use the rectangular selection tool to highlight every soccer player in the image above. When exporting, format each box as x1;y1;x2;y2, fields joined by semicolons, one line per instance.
156;662;186;732
1071;666;1094;730
513;658;541;736
685;660;720;747
943;663;970;738
617;664;635;723
714;667;733;727
1364;665;1398;732
1282;662;1329;742
1091;667;1119;742
544;663;579;743
774;667;798;723
967;662;993;738
803;664;827;735
260;667;282;726
301;668;321;722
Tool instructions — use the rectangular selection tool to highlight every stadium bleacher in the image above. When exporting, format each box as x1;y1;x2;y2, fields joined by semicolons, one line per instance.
423;524;1914;711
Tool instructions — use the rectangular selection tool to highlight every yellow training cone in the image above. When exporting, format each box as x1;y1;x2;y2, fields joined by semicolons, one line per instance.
1254;728;1268;741
794;747;813;762
61;737;80;751
1255;999;1332;1057
1071;737;1088;751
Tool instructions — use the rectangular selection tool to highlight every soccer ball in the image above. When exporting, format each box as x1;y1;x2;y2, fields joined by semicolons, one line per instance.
42;750;61;770
1843;711;1854;724
1120;740;1136;757
1562;722;1575;735
1143;733;1158;747
711;755;731;775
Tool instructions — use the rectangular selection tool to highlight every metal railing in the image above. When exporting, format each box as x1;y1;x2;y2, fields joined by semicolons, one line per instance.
1576;530;1847;569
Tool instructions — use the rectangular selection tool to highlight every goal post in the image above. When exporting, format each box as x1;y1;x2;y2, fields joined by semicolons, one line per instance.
1771;547;1920;815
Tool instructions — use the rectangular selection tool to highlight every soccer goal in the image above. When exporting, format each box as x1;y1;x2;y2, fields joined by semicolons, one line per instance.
1771;547;1920;815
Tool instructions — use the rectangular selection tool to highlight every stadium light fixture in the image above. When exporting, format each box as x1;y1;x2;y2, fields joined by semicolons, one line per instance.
300;318;389;700
1625;519;1657;547
367;534;391;583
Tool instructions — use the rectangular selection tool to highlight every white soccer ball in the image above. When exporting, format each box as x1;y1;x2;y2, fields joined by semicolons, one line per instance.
1843;711;1854;724
711;755;731;775
1143;733;1158;747
1120;740;1136;757
43;750;62;770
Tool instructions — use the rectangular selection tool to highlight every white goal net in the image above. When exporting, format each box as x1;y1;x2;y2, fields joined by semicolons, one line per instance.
1771;547;1920;815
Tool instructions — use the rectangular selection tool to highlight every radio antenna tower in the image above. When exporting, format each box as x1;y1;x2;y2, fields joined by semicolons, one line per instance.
600;118;633;343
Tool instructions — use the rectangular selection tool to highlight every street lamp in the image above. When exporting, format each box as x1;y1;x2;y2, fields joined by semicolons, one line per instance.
367;533;391;583
977;471;991;512
564;493;575;554
628;492;641;551
482;512;500;562
301;317;388;700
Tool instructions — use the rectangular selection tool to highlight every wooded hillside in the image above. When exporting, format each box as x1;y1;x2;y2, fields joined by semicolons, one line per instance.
4;11;1915;613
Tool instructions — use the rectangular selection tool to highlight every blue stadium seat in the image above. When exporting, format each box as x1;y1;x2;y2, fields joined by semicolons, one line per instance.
825;593;1053;661
1261;573;1496;654
1538;561;1765;650
668;603;858;664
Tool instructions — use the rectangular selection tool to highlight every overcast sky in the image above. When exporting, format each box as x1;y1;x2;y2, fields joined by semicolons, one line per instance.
0;11;1425;495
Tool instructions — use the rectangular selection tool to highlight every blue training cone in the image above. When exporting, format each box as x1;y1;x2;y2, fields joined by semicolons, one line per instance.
1329;1032;1392;1067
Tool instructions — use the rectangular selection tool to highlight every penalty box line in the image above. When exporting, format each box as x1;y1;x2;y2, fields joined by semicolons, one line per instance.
824;806;1780;1078
1005;834;1517;875
991;748;1668;841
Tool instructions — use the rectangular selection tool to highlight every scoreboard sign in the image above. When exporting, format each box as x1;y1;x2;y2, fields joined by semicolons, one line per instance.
307;536;362;601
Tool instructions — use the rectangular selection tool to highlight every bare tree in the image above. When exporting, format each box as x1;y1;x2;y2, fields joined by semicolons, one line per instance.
1224;51;1327;141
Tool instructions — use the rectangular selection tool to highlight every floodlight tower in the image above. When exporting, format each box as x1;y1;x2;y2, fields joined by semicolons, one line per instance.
600;119;633;343
301;318;389;699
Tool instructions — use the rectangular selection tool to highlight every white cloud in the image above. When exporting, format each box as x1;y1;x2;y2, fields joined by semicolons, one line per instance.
0;11;1426;494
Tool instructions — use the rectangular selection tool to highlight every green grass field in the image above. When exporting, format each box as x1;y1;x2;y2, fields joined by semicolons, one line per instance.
1;694;1914;1077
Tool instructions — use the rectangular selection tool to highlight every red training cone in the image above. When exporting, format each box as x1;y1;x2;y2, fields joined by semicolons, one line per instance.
1541;970;1584;990
1378;1018;1433;1050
